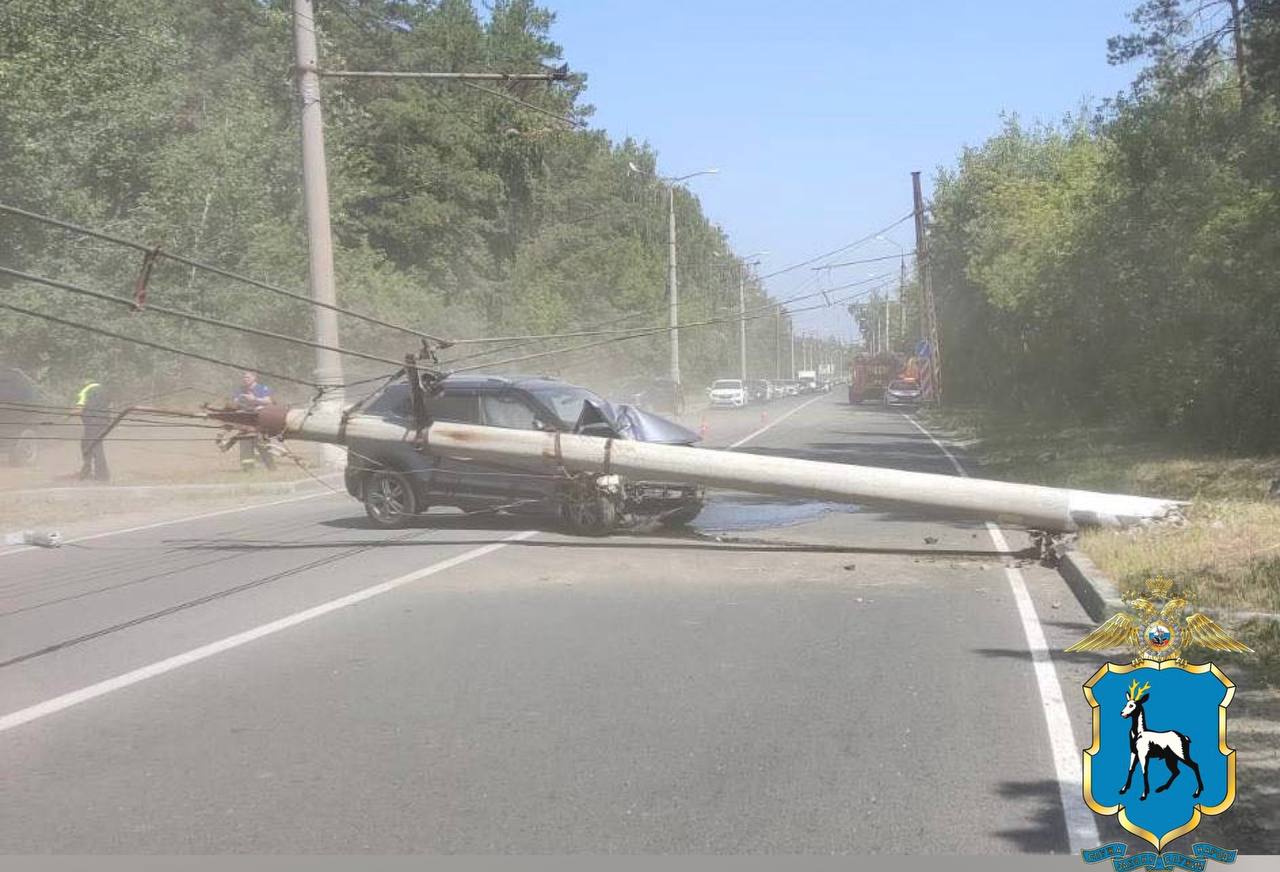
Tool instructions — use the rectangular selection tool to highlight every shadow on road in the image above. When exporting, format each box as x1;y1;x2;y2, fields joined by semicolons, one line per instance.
973;646;1109;667
990;779;1069;852
163;533;1029;560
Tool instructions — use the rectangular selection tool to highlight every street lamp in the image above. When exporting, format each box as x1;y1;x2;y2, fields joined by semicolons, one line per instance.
877;234;907;344
737;251;768;385
629;163;718;412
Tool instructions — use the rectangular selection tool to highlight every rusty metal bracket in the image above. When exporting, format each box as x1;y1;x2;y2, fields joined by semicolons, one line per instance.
132;245;162;311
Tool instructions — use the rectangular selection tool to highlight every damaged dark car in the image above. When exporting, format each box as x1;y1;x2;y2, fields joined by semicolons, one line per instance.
343;374;706;534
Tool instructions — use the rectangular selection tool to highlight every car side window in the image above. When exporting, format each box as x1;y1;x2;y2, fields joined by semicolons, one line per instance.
427;393;481;424
481;393;539;430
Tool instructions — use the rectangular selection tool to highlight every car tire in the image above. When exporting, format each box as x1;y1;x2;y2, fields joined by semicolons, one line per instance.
561;488;619;536
8;429;37;467
658;501;703;528
364;469;418;529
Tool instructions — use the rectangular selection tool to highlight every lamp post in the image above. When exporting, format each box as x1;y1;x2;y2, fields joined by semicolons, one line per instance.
738;251;768;385
629;163;718;412
877;234;907;346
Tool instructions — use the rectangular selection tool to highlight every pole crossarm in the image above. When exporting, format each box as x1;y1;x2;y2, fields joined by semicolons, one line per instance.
318;70;569;81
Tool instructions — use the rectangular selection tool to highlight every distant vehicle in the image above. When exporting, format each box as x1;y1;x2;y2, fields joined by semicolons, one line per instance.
344;374;705;533
619;376;681;416
849;353;903;404
747;379;772;403
883;377;923;407
0;367;54;467
776;380;801;397
708;378;747;408
797;370;818;393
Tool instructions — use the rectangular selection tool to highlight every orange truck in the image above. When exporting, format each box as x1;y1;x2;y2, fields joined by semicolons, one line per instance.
848;352;904;404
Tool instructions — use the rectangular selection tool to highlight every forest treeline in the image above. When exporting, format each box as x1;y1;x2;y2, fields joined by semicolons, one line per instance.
930;0;1280;450
0;0;781;402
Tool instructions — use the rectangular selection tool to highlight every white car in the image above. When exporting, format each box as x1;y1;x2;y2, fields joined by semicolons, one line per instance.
708;378;748;407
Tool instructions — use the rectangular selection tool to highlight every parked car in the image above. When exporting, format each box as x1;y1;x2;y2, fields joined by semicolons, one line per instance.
883;377;923;407
0;367;54;467
343;374;705;534
747;379;772;403
707;378;748;408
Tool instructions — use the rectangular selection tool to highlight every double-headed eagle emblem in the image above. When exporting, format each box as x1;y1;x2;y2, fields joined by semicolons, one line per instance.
1067;577;1251;664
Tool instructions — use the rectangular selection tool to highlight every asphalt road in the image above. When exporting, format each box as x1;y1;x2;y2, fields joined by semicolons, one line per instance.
0;392;1238;852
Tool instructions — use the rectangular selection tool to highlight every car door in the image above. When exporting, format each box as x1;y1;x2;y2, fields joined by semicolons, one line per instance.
423;390;483;504
474;389;557;502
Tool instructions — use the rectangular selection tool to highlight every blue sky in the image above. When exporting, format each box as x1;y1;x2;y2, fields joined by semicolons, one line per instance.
546;0;1143;340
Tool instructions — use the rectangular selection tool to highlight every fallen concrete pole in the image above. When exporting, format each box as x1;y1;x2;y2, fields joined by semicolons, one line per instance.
239;405;1184;533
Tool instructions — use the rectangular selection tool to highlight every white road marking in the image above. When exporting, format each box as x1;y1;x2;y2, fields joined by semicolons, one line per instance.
726;393;829;449
0;490;336;559
0;530;538;734
904;413;1099;853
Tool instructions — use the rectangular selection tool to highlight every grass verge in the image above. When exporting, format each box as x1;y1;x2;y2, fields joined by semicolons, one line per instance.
920;405;1280;680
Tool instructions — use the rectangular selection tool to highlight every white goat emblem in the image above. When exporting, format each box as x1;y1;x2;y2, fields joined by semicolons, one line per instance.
1118;678;1203;801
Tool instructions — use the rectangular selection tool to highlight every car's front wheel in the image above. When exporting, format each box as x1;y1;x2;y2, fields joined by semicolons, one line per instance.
364;469;419;529
561;488;619;536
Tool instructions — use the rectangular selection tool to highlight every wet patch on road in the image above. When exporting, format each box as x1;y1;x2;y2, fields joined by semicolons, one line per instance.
691;493;862;533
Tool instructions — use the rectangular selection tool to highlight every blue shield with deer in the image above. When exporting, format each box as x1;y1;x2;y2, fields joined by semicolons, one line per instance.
1083;661;1235;850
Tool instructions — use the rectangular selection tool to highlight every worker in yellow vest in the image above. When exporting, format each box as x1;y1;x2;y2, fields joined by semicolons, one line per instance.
75;380;111;482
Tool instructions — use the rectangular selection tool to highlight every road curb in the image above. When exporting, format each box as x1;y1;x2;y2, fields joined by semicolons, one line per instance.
1058;549;1127;623
1059;547;1280;627
1;474;344;548
4;474;343;501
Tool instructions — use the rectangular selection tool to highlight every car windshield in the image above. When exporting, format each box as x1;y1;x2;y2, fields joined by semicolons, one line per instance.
712;380;742;390
889;381;919;391
527;384;613;427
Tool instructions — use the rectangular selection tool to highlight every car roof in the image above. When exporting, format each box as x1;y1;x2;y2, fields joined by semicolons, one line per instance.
433;373;571;392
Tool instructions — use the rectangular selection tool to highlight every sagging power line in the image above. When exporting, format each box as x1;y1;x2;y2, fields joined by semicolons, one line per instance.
0;202;451;347
0;267;410;371
0;301;317;388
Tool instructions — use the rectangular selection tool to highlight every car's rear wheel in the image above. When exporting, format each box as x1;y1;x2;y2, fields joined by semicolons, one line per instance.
364;470;418;529
561;487;619;536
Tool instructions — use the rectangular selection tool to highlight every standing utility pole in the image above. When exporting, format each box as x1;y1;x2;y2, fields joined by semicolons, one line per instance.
1227;0;1247;100
912;171;943;404
667;185;680;402
738;266;748;384
293;0;345;465
775;305;782;380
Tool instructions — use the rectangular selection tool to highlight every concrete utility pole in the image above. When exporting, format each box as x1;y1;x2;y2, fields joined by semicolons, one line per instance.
628;165;715;411
775;305;782;380
789;327;796;378
737;252;767;385
667;185;680;397
1227;0;1247;100
234;405;1187;533
292;0;345;465
912;171;943;403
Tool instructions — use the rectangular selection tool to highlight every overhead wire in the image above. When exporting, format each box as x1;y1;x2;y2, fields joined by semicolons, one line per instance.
755;212;916;280
0;202;451;346
0;301;316;388
0;266;411;370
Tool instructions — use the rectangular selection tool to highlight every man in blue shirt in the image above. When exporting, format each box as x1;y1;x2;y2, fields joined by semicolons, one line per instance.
232;371;277;471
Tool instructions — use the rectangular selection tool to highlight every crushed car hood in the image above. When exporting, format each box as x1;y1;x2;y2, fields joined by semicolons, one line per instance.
613;404;701;445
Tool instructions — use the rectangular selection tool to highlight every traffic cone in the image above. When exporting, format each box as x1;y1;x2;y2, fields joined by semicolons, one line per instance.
699;418;709;439
760;410;769;424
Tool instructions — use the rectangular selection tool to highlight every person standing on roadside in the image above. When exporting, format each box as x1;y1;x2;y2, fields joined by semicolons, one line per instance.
75;379;111;482
232;370;277;471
